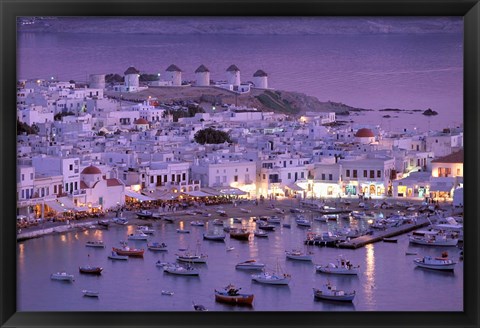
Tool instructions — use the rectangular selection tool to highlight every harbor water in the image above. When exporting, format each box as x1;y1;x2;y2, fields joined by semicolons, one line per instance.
17;209;463;311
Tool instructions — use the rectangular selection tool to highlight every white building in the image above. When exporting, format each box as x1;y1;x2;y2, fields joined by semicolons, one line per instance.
165;64;182;86
32;155;81;195
253;69;268;89
195;64;210;86
78;165;125;210
226;64;241;86
429;149;463;201
88;74;106;89
18;105;54;126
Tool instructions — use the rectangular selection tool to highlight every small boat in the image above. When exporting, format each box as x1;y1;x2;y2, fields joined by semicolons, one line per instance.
257;222;276;231
82;290;99;297
161;290;174;296
85;241;106;248
97;220;110;229
164;217;175;223
137;225;155;234
176;229;190;234
413;252;457;271
316;257;359;275
176;252;208;264
313;282;355;302
267;216;281;224
383;237;398;243
147;242;168;251
203;232;226;241
235;260;265;270
405;251;418;256
136;210;153;219
112;246;144;257
192;301;208;311
216;210;227;217
295;217;311;227
214;284;254;305
251;271;291;285
190;221;205;226
79;265;103;275
163;264;200;276
282;223;291;228
108;251;128;260
50;272;74;282
254;230;269;238
212;219;224;226
156;261;174;268
240;208;251;213
128;231;149;241
226;246;235;252
314;214;338;222
229;228;250;240
285;249;313;261
409;231;458;246
112;217;128;225
232;218;242;223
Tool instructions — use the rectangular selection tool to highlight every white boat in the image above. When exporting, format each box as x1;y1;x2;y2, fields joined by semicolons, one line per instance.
161;290;174;296
108;251;128;260
212;219;224;226
285;249;313;261
203;232;226;241
240;208;251;213
190;221;205;226
163;264;200;276
226;246;235;252
314;214;338;222
409;230;458;246
147;242;168;251
112;217;128;225
235;259;265;270
295;217;311;227
313;282;355;302
413;252;457;271
176;229;190;234
137;225;155;234
258;222;276;231
85;241;106;248
82;290;99;297
251;271;291;285
50;272;74;282
254;230;269;238
127;231;149;241
267;216;281;224
176;252;208;263
315;257;360;275
136;210;153;219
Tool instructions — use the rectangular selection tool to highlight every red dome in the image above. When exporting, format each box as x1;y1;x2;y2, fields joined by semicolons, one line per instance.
134;118;149;125
81;165;102;175
355;128;375;138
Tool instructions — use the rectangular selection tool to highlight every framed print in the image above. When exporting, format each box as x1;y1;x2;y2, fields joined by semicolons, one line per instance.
1;0;479;327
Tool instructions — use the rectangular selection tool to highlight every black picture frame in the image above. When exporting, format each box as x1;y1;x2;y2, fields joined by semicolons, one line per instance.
1;0;479;327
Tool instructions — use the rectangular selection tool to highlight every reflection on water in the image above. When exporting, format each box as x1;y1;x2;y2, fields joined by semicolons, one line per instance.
363;244;376;309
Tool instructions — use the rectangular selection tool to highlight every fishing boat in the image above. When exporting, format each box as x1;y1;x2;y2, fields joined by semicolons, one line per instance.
214;284;254;305
285;249;313;261
413;252;457;271
314;214;339;222
108;251;128;260
315;257;359;275
50;272;74;282
136;210;153;219
82;290;99;297
229;228;250;240
127;231;149;241
112;246;144;257
176;251;208;264
192;301;208;311
190;221;205;226
176;229;190;234
313;282;355;302
251;271;291;285
79;265;103;275
85;240;106;248
161;290;174;296
112;217;128;225
147;242;168;251
254;230;269;238
235;260;265;270
203;232;226;241
163;264;200;276
408;230;458;246
137;225;155;234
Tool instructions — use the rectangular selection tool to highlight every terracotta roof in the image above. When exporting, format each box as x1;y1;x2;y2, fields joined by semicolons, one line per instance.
134;118;149;124
253;69;268;77
166;64;182;72
124;66;140;75
226;64;240;72
431;150;464;164
106;178;123;187
195;64;210;73
81;165;102;175
355;128;375;138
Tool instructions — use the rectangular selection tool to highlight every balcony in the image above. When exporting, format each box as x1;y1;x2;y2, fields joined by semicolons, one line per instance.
269;179;282;184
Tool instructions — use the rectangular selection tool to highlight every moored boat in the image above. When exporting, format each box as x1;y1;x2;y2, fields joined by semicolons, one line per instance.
161;290;174;296
50;272;74;282
214;284;254;305
212;218;224;226
257;222;276;231
382;237;398;243
251;271;291;285
313;282;355;302
315;257;359;275
295;217;311;227
203;232;226;241
254;230;269;238
190;221;205;226
108;251;128;260
147;242;168;251
163;263;200;276
235;259;265;270
112;217;128;225
128;231;149;241
82;289;99;297
97;220;110;229
112;246;144;257
176;251;208;263
192;301;208;311
229;228;250;240
137;225;155;234
85;240;106;248
267;216;281;224
413;252;457;271
176;229;190;234
285;249;313;261
79;265;103;274
408;231;458;246
136;210;153;219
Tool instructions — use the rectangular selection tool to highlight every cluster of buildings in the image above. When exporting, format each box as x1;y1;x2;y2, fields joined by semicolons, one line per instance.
16;67;464;221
